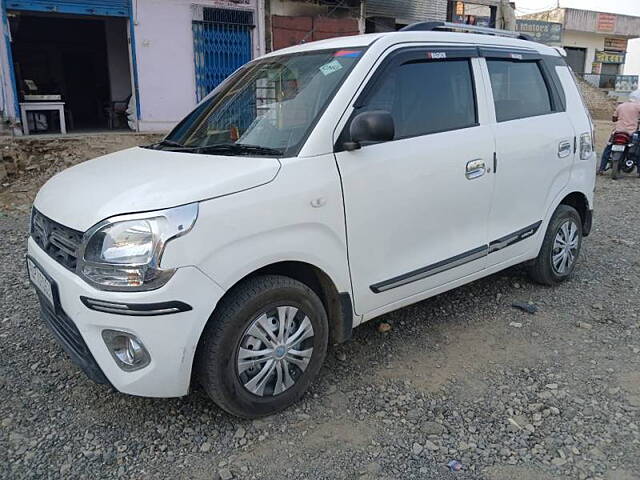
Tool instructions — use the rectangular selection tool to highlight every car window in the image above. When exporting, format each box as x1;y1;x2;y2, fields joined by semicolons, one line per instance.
357;58;477;140
487;60;553;122
162;49;364;156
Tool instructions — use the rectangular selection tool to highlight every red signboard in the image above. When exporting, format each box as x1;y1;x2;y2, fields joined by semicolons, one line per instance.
596;13;616;33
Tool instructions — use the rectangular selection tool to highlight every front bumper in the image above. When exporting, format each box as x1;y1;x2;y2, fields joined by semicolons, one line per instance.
27;237;225;397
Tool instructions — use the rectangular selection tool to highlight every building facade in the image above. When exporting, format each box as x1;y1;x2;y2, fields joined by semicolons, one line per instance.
0;0;266;134
520;8;640;94
365;0;515;33
0;0;371;134
266;0;362;52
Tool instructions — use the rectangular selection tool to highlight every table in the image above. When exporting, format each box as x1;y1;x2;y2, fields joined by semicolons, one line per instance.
20;102;67;135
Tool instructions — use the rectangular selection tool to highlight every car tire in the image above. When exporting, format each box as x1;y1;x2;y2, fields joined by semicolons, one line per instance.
529;205;582;286
196;274;328;418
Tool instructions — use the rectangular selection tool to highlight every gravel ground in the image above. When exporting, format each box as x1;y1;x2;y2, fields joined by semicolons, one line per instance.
1;158;640;479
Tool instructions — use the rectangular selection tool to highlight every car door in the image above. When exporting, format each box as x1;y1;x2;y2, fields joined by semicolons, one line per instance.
480;50;575;265
334;47;495;315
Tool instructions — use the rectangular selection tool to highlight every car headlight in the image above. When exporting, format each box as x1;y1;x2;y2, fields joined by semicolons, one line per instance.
78;203;198;291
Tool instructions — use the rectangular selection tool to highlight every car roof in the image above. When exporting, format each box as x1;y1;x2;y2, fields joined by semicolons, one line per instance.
264;31;560;58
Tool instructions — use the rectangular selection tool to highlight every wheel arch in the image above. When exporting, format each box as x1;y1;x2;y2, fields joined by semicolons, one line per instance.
198;261;355;352
558;191;592;236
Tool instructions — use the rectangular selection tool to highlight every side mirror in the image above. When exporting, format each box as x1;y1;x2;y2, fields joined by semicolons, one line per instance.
344;110;395;151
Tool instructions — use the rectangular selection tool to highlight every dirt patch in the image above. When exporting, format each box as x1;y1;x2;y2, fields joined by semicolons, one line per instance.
376;321;542;399
0;132;162;214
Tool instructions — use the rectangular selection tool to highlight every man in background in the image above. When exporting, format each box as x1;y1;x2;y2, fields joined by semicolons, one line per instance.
598;89;640;176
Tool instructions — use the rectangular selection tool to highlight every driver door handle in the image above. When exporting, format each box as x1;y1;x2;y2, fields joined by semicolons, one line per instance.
465;159;486;180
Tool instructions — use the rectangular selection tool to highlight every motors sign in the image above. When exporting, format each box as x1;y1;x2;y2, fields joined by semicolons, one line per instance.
515;20;562;44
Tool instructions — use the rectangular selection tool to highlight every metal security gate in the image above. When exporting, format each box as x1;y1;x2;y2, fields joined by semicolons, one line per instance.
5;0;130;16
192;7;253;102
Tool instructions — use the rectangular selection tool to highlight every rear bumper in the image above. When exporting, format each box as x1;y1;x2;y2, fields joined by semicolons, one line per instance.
28;237;225;397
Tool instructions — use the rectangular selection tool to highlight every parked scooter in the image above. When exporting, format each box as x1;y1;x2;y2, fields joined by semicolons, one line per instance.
608;127;640;180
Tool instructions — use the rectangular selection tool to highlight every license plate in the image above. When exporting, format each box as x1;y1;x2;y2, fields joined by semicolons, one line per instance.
611;144;626;152
27;257;55;306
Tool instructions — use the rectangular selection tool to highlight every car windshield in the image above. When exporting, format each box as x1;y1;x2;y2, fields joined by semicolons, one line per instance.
156;48;364;157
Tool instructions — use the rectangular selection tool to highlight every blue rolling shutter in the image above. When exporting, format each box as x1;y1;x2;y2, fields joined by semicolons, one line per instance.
5;0;130;17
192;8;253;102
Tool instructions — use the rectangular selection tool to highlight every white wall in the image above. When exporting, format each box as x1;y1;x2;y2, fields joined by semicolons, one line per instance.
562;30;605;73
624;38;640;76
132;0;265;132
105;17;132;103
562;30;638;77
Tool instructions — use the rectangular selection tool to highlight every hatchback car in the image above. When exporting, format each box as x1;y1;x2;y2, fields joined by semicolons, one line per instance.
28;22;595;418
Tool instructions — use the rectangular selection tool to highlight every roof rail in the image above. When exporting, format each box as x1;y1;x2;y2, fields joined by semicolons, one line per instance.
400;21;534;42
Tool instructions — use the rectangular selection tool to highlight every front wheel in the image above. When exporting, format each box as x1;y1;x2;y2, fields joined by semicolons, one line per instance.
196;275;328;418
529;205;583;286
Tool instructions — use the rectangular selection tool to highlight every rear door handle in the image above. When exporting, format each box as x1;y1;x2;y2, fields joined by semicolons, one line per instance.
558;141;572;158
465;159;486;180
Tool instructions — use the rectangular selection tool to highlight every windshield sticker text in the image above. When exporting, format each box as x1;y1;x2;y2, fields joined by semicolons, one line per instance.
320;59;343;76
427;52;447;59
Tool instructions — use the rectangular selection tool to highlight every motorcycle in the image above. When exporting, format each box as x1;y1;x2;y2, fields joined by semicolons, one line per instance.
608;129;640;180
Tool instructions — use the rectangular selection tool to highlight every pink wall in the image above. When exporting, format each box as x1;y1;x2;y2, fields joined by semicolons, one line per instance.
132;0;264;132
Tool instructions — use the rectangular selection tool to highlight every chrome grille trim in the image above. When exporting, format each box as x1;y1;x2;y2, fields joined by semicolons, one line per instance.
30;208;83;272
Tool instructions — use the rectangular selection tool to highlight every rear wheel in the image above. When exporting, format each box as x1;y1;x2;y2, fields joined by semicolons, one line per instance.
196;275;328;418
611;154;620;180
529;205;582;286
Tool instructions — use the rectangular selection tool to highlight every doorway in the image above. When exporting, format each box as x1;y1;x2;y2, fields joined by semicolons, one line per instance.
564;47;587;74
599;63;620;89
8;12;133;133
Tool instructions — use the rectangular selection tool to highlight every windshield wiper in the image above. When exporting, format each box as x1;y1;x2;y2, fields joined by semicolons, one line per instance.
168;143;282;156
143;139;186;150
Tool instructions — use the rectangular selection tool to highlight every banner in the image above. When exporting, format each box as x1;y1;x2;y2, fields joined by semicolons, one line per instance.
615;76;639;92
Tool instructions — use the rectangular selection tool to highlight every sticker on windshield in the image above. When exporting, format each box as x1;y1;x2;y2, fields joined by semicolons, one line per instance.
334;50;362;58
320;59;343;76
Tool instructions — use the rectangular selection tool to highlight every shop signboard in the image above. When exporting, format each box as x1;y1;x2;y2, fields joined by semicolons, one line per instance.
515;19;562;44
594;50;626;64
596;13;616;33
604;37;628;52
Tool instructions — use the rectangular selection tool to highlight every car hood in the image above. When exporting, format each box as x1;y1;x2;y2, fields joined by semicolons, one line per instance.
34;147;281;231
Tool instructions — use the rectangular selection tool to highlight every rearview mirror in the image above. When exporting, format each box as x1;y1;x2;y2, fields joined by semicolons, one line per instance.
344;111;395;151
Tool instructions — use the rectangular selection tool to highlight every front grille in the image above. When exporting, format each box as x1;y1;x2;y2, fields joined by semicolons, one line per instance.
39;297;110;385
31;209;83;272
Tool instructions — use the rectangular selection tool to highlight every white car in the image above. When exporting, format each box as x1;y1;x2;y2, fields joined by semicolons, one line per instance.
27;23;595;418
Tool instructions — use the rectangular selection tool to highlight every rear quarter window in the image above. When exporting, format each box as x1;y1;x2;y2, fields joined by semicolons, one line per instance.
487;60;554;122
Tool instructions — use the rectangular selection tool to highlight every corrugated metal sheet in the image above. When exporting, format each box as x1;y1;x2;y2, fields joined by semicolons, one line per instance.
5;0;130;17
366;0;447;23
